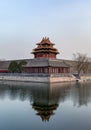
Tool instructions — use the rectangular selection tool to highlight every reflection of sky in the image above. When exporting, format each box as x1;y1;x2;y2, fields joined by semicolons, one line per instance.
0;0;91;60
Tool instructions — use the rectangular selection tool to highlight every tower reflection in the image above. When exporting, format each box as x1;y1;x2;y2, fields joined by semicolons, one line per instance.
1;81;91;121
0;82;71;121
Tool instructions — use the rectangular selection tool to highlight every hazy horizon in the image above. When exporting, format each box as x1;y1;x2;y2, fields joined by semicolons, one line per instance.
0;0;91;60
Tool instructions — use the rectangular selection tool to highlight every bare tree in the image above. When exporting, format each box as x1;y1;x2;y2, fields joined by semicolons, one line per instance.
73;53;91;74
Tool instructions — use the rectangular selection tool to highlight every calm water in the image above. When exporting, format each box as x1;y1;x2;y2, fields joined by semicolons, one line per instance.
0;81;91;130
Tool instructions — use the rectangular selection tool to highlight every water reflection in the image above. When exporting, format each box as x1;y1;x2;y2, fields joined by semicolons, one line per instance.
71;82;91;107
0;81;91;122
30;83;70;121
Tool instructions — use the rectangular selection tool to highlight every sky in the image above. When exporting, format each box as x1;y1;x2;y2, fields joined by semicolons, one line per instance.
0;0;91;60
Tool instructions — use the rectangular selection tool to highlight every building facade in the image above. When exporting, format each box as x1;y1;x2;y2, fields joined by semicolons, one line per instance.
0;37;70;74
24;37;70;74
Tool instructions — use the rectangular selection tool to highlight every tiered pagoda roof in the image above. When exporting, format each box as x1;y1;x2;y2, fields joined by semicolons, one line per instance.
32;37;59;55
32;103;58;122
25;58;70;67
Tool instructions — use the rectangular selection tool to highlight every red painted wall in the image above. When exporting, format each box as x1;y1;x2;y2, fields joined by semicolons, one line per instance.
34;53;56;59
24;67;70;74
0;70;8;73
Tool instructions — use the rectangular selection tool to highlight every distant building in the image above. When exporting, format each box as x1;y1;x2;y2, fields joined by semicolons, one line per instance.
24;37;70;74
0;37;70;74
0;61;9;73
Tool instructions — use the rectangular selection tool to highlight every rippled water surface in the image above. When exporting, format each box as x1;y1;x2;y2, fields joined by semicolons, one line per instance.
0;81;91;130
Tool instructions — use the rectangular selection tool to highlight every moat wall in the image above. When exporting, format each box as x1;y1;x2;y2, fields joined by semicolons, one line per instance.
0;73;76;83
0;73;91;83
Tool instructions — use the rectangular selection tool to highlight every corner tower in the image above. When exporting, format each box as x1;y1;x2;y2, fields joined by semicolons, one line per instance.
31;37;59;59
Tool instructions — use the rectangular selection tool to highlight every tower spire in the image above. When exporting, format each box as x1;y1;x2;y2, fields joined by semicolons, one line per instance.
31;37;59;59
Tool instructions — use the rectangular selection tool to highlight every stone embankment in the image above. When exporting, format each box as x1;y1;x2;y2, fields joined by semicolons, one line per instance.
0;73;76;83
0;73;91;83
80;74;91;82
73;74;91;82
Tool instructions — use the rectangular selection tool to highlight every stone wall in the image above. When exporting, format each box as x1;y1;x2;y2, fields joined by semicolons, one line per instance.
81;75;91;82
0;75;49;83
0;73;91;83
0;74;76;83
50;76;76;83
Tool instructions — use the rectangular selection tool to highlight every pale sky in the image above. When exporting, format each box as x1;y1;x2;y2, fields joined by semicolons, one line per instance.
0;0;91;60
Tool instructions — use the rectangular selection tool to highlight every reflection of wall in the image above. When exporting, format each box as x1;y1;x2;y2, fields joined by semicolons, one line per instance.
0;82;72;121
0;82;91;121
29;83;72;121
71;82;91;107
31;83;59;122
